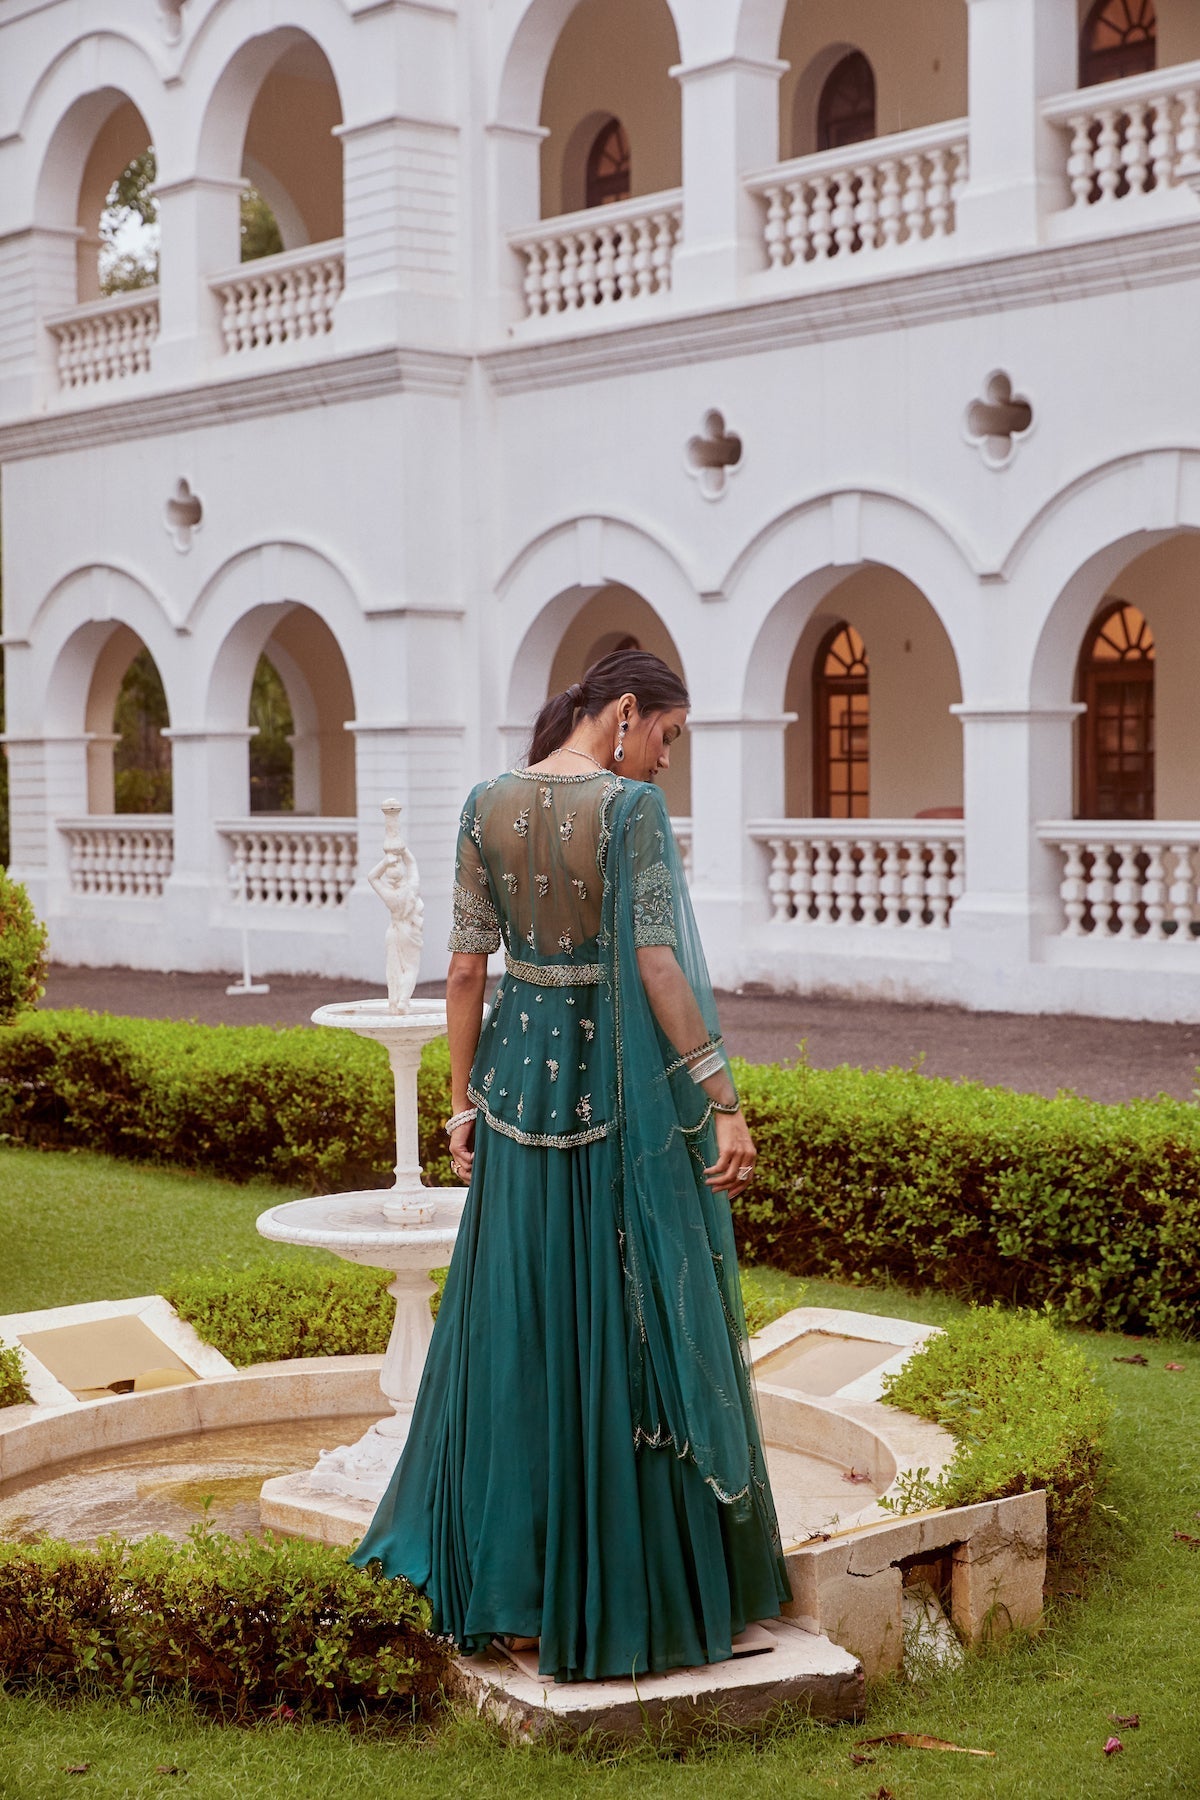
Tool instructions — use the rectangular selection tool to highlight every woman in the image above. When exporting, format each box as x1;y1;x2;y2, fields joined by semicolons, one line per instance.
351;649;791;1682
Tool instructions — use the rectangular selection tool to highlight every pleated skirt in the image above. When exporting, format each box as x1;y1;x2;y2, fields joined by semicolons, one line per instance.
349;1121;791;1683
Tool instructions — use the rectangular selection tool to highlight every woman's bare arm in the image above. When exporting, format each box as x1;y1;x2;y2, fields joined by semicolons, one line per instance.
446;952;489;1179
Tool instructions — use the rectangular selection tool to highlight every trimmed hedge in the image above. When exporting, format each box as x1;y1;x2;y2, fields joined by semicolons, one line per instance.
0;1526;446;1720
3;1010;1200;1334
880;1305;1112;1559
164;1259;792;1366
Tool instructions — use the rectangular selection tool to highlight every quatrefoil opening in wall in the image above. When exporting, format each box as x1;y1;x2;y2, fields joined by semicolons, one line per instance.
686;409;743;500
965;371;1034;470
165;479;203;553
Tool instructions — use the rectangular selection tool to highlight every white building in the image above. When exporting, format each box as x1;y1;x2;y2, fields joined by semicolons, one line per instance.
2;0;1200;1020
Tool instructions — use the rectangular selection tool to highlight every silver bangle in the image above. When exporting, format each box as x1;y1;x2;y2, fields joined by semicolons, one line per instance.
689;1051;725;1084
711;1100;741;1115
445;1107;477;1136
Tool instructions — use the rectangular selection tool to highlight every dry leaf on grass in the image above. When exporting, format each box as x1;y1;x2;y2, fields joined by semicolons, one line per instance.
849;1751;875;1766
62;1766;90;1776
1113;1353;1148;1365
1165;1362;1185;1371
1172;1531;1200;1548
1108;1713;1140;1729
1104;1736;1123;1756
153;1766;184;1776
870;1788;896;1800
856;1733;995;1757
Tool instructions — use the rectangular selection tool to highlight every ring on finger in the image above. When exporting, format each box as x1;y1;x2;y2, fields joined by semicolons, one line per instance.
737;1164;754;1181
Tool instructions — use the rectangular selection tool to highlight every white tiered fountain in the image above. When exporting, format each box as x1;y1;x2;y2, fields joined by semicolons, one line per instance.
256;800;466;1542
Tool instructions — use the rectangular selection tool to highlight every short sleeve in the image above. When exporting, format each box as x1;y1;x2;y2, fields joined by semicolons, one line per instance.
448;791;501;955
629;786;678;951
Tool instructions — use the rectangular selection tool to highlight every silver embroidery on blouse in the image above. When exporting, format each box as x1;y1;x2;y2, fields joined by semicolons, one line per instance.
559;811;577;842
580;1018;595;1041
536;874;549;896
540;785;553;808
571;878;588;900
514;808;530;837
546;1059;559;1081
502;872;518;893
632;861;677;949
520;1012;529;1032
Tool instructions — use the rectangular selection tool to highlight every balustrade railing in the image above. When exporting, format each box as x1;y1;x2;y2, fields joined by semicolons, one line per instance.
59;817;174;897
510;191;683;320
46;290;160;389
211;242;345;354
672;816;693;882
1044;62;1200;213
747;122;968;275
218;819;359;910
1039;823;1200;941
750;820;964;931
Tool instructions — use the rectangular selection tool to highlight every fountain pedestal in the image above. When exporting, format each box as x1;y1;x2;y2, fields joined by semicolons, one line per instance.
256;996;466;1542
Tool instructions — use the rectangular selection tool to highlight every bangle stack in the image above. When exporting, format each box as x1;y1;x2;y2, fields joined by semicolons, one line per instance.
445;1107;477;1137
711;1099;741;1115
689;1050;725;1085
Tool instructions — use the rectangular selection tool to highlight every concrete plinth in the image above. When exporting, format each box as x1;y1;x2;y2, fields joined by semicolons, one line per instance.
447;1620;865;1742
259;1470;373;1546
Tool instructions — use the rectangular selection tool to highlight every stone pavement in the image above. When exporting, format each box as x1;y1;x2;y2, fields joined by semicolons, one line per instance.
39;964;1200;1103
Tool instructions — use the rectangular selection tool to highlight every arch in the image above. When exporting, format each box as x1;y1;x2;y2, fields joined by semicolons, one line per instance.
494;0;686;131
727;490;981;720
1080;0;1156;88
190;25;344;244
23;34;170;223
787;41;860;159
497;514;701;730
32;565;178;739
584;116;631;209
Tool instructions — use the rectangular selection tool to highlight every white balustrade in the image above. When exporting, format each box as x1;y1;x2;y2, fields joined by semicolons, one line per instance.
750;820;964;931
219;819;359;910
1043;61;1200;211
59;817;174;897
747;122;968;274
510;191;682;320
211;242;345;354
1039;824;1200;942
45;291;160;390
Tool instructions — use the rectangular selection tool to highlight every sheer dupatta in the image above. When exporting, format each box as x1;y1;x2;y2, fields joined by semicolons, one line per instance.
595;781;777;1524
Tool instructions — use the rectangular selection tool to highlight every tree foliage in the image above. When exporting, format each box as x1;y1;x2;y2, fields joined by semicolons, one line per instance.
114;649;171;814
100;148;285;294
249;654;295;813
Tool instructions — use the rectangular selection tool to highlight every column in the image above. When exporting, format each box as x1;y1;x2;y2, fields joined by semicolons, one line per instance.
0;224;81;417
956;0;1078;250
481;120;550;328
159;727;257;950
0;732;90;907
670;56;787;307
150;176;244;379
685;714;796;990
949;704;1083;1002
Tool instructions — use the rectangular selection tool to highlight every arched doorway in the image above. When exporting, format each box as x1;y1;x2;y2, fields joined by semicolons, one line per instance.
1076;600;1155;820
1079;0;1156;88
816;51;877;153
584;116;632;208
812;622;869;817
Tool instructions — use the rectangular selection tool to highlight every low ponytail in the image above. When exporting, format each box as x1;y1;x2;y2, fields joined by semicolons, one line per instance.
528;681;585;764
526;652;688;765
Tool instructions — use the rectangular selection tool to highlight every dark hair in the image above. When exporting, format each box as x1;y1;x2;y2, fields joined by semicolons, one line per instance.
528;649;690;765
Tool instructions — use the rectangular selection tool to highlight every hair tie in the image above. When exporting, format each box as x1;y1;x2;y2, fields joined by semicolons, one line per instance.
566;683;584;706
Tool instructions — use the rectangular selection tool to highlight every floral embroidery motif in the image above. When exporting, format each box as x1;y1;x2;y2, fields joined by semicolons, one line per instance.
502;872;518;893
580;1018;595;1041
517;1095;524;1120
546;1059;559;1081
559;812;577;842
551;1026;560;1037
499;1087;508;1098
471;815;483;845
571;878;588;900
526;921;536;949
448;881;500;956
540;785;553;809
558;931;573;953
576;1094;593;1124
482;1068;496;1091
524;1056;531;1065
520;1012;529;1033
632;861;677;950
565;996;575;1006
536;874;549;897
514;808;530;837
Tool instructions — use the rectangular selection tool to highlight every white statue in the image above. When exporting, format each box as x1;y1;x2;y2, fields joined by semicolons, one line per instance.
367;800;424;1014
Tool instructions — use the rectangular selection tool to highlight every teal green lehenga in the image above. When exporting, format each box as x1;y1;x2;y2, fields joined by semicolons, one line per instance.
350;769;791;1682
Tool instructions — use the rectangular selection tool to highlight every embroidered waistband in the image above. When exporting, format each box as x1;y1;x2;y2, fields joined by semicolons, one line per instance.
504;954;601;987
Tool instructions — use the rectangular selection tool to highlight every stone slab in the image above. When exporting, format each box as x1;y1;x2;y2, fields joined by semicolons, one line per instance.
447;1619;864;1742
259;1470;374;1546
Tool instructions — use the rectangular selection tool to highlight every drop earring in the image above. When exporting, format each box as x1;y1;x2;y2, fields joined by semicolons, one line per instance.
614;719;627;763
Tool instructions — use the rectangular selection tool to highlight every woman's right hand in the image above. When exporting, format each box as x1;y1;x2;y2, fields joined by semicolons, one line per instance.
705;1109;756;1198
449;1118;475;1184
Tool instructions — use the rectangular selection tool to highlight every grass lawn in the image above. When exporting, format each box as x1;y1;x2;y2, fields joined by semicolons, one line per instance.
2;1145;1200;1797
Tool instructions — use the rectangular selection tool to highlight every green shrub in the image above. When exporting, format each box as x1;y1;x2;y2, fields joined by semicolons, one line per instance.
880;1305;1112;1557
0;1525;446;1720
732;1057;1200;1336
0;1010;455;1194
0;1337;32;1408
0;873;48;1025
168;1259;787;1363
7;1011;1200;1335
165;1261;396;1365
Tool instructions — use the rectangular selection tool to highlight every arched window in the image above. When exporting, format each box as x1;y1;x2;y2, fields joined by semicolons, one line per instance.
814;623;869;818
1077;601;1155;819
1080;0;1156;88
816;52;876;153
585;118;632;209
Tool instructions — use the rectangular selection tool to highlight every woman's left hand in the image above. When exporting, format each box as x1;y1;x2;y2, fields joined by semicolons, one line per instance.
449;1118;475;1184
705;1109;757;1198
